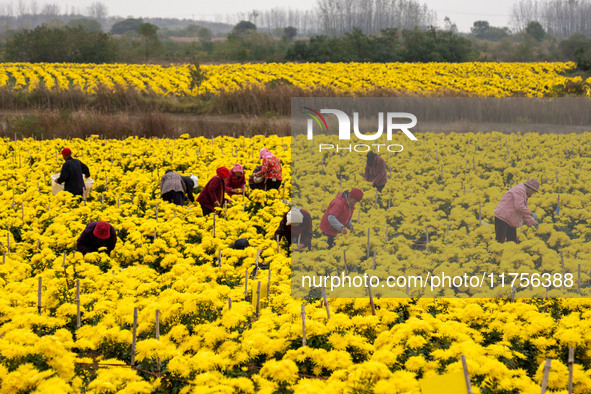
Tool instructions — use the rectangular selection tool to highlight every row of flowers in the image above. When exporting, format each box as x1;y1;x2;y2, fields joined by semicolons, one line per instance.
0;62;586;97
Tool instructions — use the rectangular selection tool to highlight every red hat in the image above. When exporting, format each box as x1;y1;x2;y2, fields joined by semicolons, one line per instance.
216;167;231;178
93;221;111;239
61;148;71;156
350;188;364;202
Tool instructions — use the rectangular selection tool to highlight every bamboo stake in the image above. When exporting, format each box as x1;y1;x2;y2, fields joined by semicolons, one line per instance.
568;347;574;394
2;252;5;264
478;202;482;225
6;233;9;251
228;297;232;310
322;285;330;320
218;250;222;267
244;269;249;299
578;264;581;295
267;270;271;299
131;307;138;367
461;355;473;394
301;304;307;347
368;284;375;316
155;205;158;222
372;250;377;270
76;279;81;328
154;227;157;240
156;309;161;373
255;281;261;318
37;276;42;314
366;228;370;259
540;359;551;394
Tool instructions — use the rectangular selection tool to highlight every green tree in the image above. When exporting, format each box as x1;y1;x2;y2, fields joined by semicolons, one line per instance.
232;20;257;36
137;22;159;61
67;18;102;32
283;26;297;42
188;60;209;95
4;25;117;63
525;21;545;42
110;18;143;34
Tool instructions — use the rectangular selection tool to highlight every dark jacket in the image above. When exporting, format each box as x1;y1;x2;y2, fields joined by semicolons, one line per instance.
197;175;225;211
56;157;90;197
76;222;117;256
249;165;265;190
365;155;387;187
274;209;313;250
181;176;195;202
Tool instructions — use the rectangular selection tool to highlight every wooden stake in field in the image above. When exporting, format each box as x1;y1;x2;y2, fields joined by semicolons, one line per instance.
461;355;474;394
228;297;232;310
244;269;249;300
255;281;261;318
131;307;138;367
301;304;307;347
540;359;551;394
6;233;9;252
153;227;157;240
367;227;370;259
276;234;280;254
155;309;161;373
76;279;81;328
368;283;375;316
446;224;450;245
267;270;271;299
2;252;5;264
372;250;377;270
478;202;482;226
37;276;42;315
218;250;222;267
568;347;574;394
322;285;330;320
213;214;216;237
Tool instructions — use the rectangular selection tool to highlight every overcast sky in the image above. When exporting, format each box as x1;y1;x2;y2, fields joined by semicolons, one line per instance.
52;0;516;33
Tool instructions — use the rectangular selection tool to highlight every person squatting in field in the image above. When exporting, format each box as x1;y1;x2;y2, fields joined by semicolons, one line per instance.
274;207;313;251
225;164;246;197
197;167;231;216
56;148;90;198
77;221;117;256
160;170;185;206
364;151;387;192
494;178;540;243
320;188;364;249
254;148;282;191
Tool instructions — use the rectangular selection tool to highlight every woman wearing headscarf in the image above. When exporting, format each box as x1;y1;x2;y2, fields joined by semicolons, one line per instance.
197;167;231;216
225;164;246;196
255;148;282;191
364;151;387;192
494;178;540;243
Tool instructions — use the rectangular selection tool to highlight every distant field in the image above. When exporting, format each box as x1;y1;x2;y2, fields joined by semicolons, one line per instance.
0;61;584;97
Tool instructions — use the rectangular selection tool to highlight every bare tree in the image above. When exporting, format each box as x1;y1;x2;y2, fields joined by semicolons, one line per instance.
87;1;108;21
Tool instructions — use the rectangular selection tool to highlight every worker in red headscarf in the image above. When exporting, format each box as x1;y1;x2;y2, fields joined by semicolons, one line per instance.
197;167;231;216
76;221;117;256
320;188;364;249
225;164;246;196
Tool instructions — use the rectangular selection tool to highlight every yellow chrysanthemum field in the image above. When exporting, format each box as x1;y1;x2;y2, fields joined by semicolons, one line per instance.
0;61;589;97
0;62;590;393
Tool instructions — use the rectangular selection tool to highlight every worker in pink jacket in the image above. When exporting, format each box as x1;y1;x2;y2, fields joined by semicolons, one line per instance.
493;179;540;243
